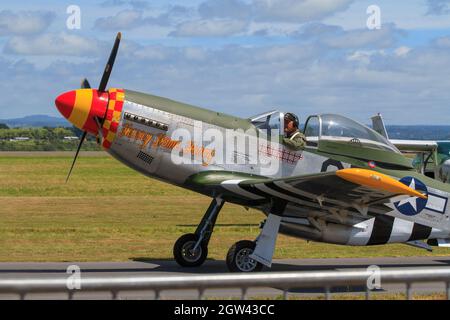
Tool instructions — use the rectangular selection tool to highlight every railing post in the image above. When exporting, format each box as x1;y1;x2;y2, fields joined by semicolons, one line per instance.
406;283;412;300
283;289;288;300
241;287;248;300
324;286;331;300
446;282;450;301
198;288;205;300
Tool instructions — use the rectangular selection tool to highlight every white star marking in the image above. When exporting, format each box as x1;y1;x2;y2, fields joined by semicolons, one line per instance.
396;178;419;212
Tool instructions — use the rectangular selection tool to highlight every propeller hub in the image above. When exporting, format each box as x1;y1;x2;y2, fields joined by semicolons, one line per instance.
55;89;109;134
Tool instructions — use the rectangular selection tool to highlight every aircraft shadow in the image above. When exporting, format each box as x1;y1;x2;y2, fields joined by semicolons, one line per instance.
176;224;258;227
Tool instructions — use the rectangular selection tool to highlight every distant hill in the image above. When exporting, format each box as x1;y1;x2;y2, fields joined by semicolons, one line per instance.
0;115;70;128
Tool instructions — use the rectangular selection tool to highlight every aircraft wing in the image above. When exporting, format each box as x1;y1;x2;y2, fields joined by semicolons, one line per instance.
186;168;449;231
229;168;425;212
390;139;437;153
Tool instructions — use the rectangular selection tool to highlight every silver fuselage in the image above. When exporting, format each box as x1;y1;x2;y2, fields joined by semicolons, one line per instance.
106;96;450;247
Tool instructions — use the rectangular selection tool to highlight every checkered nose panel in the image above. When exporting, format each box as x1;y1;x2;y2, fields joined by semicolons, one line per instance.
102;88;125;149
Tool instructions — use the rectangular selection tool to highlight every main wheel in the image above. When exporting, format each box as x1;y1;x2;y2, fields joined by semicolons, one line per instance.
173;233;208;267
226;240;263;272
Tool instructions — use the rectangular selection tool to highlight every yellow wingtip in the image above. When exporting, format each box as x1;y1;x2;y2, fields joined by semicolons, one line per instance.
336;168;427;199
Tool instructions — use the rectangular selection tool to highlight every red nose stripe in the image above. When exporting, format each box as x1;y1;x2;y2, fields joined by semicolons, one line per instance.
55;90;76;119
82;90;109;133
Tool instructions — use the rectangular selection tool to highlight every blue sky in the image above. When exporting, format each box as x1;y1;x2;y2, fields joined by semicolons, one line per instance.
1;0;450;124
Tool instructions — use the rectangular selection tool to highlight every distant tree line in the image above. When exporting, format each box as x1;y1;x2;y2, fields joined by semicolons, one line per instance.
1;123;449;151
0;125;101;151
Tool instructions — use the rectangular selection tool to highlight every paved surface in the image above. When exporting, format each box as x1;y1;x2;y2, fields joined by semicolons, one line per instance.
1;256;450;299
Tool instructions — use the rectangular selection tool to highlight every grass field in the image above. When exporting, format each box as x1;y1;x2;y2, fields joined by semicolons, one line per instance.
1;151;450;262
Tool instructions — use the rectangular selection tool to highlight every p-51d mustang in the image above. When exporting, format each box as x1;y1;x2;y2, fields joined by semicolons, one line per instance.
55;33;450;272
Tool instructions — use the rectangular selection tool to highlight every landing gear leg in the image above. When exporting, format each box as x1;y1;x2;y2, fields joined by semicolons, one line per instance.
226;199;286;272
173;197;224;267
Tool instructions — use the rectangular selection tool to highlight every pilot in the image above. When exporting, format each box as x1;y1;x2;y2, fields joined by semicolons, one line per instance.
283;112;306;150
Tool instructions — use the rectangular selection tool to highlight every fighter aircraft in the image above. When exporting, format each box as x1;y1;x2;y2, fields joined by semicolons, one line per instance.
55;33;450;272
372;114;450;183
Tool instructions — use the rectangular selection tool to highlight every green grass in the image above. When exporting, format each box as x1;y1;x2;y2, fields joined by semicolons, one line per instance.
1;152;450;262
244;292;448;300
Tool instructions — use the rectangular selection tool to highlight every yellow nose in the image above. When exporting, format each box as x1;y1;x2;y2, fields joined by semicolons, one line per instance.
55;89;109;134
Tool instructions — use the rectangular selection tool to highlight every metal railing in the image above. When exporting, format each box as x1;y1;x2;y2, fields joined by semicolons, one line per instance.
1;267;450;300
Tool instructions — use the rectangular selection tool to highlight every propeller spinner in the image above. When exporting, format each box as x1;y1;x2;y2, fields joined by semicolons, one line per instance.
55;32;122;182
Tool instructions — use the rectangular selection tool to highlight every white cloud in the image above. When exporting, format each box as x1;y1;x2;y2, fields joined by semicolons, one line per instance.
133;46;167;60
0;10;55;36
2;7;450;125
95;10;143;30
3;39;450;123
171;19;248;37
106;39;450;124
196;0;354;23
426;0;450;15
295;23;403;50
394;46;411;57
199;0;252;19
4;33;104;56
435;36;450;48
100;0;150;10
184;47;207;60
323;28;398;49
347;51;373;64
254;0;354;22
94;6;195;31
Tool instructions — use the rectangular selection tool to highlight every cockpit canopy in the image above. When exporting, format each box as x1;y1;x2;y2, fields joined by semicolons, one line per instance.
249;111;400;154
249;110;283;131
304;114;400;153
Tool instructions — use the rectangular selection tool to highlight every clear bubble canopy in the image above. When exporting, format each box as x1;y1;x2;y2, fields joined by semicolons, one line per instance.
305;113;400;153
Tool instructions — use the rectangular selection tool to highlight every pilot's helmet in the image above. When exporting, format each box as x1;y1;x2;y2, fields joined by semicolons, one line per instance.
284;112;299;127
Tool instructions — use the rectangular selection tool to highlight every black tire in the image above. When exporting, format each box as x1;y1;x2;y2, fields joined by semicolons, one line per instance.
226;240;263;272
173;233;208;267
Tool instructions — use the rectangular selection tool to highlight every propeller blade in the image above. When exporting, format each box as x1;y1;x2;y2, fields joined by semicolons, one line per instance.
81;78;91;89
98;32;121;92
94;116;104;144
66;131;88;183
63;33;122;182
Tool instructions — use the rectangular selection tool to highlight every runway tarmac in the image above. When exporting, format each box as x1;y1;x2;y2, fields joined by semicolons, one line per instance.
1;256;450;299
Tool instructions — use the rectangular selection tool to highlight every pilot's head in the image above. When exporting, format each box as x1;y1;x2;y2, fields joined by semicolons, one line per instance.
284;112;299;135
